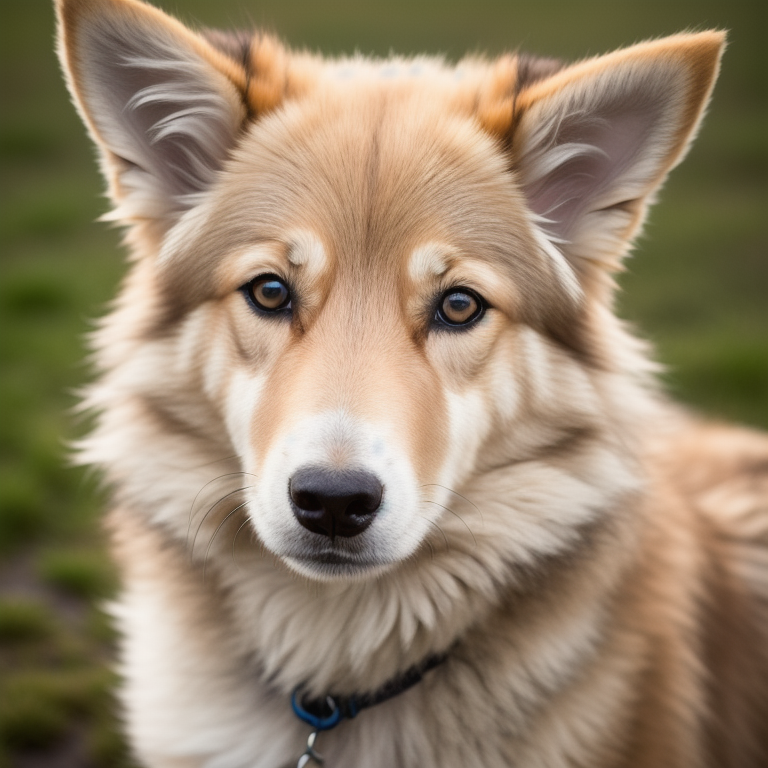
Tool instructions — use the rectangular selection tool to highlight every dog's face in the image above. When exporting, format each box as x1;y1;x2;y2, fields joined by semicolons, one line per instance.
238;102;581;575
57;0;723;580
180;91;582;578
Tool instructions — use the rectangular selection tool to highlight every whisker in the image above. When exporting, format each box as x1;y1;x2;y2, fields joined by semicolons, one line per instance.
203;501;249;582
188;471;253;539
418;514;450;552
423;500;477;547
421;483;482;515
187;483;254;547
191;486;252;558
231;517;251;570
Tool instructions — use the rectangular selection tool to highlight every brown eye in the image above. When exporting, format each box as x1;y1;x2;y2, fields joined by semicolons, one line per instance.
245;275;291;313
435;288;484;328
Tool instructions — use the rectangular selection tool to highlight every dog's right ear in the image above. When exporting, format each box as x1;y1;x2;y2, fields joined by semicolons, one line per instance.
56;0;285;229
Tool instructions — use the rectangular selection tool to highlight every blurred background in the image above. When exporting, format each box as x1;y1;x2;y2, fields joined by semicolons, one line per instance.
0;0;765;765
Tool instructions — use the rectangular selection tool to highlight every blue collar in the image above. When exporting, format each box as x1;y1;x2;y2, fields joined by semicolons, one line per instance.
291;652;447;731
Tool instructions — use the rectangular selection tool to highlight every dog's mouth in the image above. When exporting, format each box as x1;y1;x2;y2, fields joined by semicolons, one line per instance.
303;550;365;565
281;544;396;580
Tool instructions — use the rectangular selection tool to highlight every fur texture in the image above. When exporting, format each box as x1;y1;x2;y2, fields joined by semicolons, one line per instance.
56;1;768;766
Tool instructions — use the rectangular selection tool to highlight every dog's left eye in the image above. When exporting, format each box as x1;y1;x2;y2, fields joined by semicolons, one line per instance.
434;288;485;328
242;275;292;314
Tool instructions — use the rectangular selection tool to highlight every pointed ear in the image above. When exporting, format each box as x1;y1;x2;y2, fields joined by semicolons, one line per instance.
56;0;285;227
483;33;725;277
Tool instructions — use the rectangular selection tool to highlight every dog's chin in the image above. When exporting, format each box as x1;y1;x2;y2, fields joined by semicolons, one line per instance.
282;550;397;582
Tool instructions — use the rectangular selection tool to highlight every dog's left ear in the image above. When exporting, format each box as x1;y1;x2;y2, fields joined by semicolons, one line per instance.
480;32;725;282
56;0;287;229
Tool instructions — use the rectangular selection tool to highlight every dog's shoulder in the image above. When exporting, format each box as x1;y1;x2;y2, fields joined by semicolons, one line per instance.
628;419;768;765
656;420;768;551
645;418;768;597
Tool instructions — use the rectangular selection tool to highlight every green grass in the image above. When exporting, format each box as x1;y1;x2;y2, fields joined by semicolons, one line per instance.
0;600;56;644
0;0;766;764
38;550;117;601
0;595;130;765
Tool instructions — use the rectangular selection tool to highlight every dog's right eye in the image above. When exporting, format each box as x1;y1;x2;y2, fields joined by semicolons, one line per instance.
242;275;292;314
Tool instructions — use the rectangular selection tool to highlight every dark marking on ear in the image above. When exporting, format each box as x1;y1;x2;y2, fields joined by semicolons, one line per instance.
477;53;565;155
202;28;255;121
505;54;565;151
195;30;291;126
515;54;565;93
202;28;254;68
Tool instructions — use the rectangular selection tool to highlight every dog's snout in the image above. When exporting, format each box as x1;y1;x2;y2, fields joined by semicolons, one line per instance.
289;466;383;538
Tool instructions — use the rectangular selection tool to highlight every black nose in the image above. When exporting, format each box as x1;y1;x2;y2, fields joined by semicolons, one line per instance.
289;466;383;539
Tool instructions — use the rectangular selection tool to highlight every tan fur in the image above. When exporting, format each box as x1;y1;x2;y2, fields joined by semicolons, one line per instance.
55;1;768;766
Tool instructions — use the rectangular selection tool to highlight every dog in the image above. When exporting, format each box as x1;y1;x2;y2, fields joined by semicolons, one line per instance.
56;0;768;765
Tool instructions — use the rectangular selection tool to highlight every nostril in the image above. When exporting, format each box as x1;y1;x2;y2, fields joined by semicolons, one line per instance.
289;466;383;538
347;499;369;517
291;490;323;512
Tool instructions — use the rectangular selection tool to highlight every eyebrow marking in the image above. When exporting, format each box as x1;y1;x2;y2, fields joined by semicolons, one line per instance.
287;230;327;276
409;242;452;282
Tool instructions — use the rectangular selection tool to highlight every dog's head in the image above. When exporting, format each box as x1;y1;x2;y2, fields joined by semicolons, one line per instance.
58;0;723;580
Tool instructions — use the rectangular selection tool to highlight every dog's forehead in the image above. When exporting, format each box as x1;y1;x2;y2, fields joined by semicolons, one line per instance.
227;85;537;273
